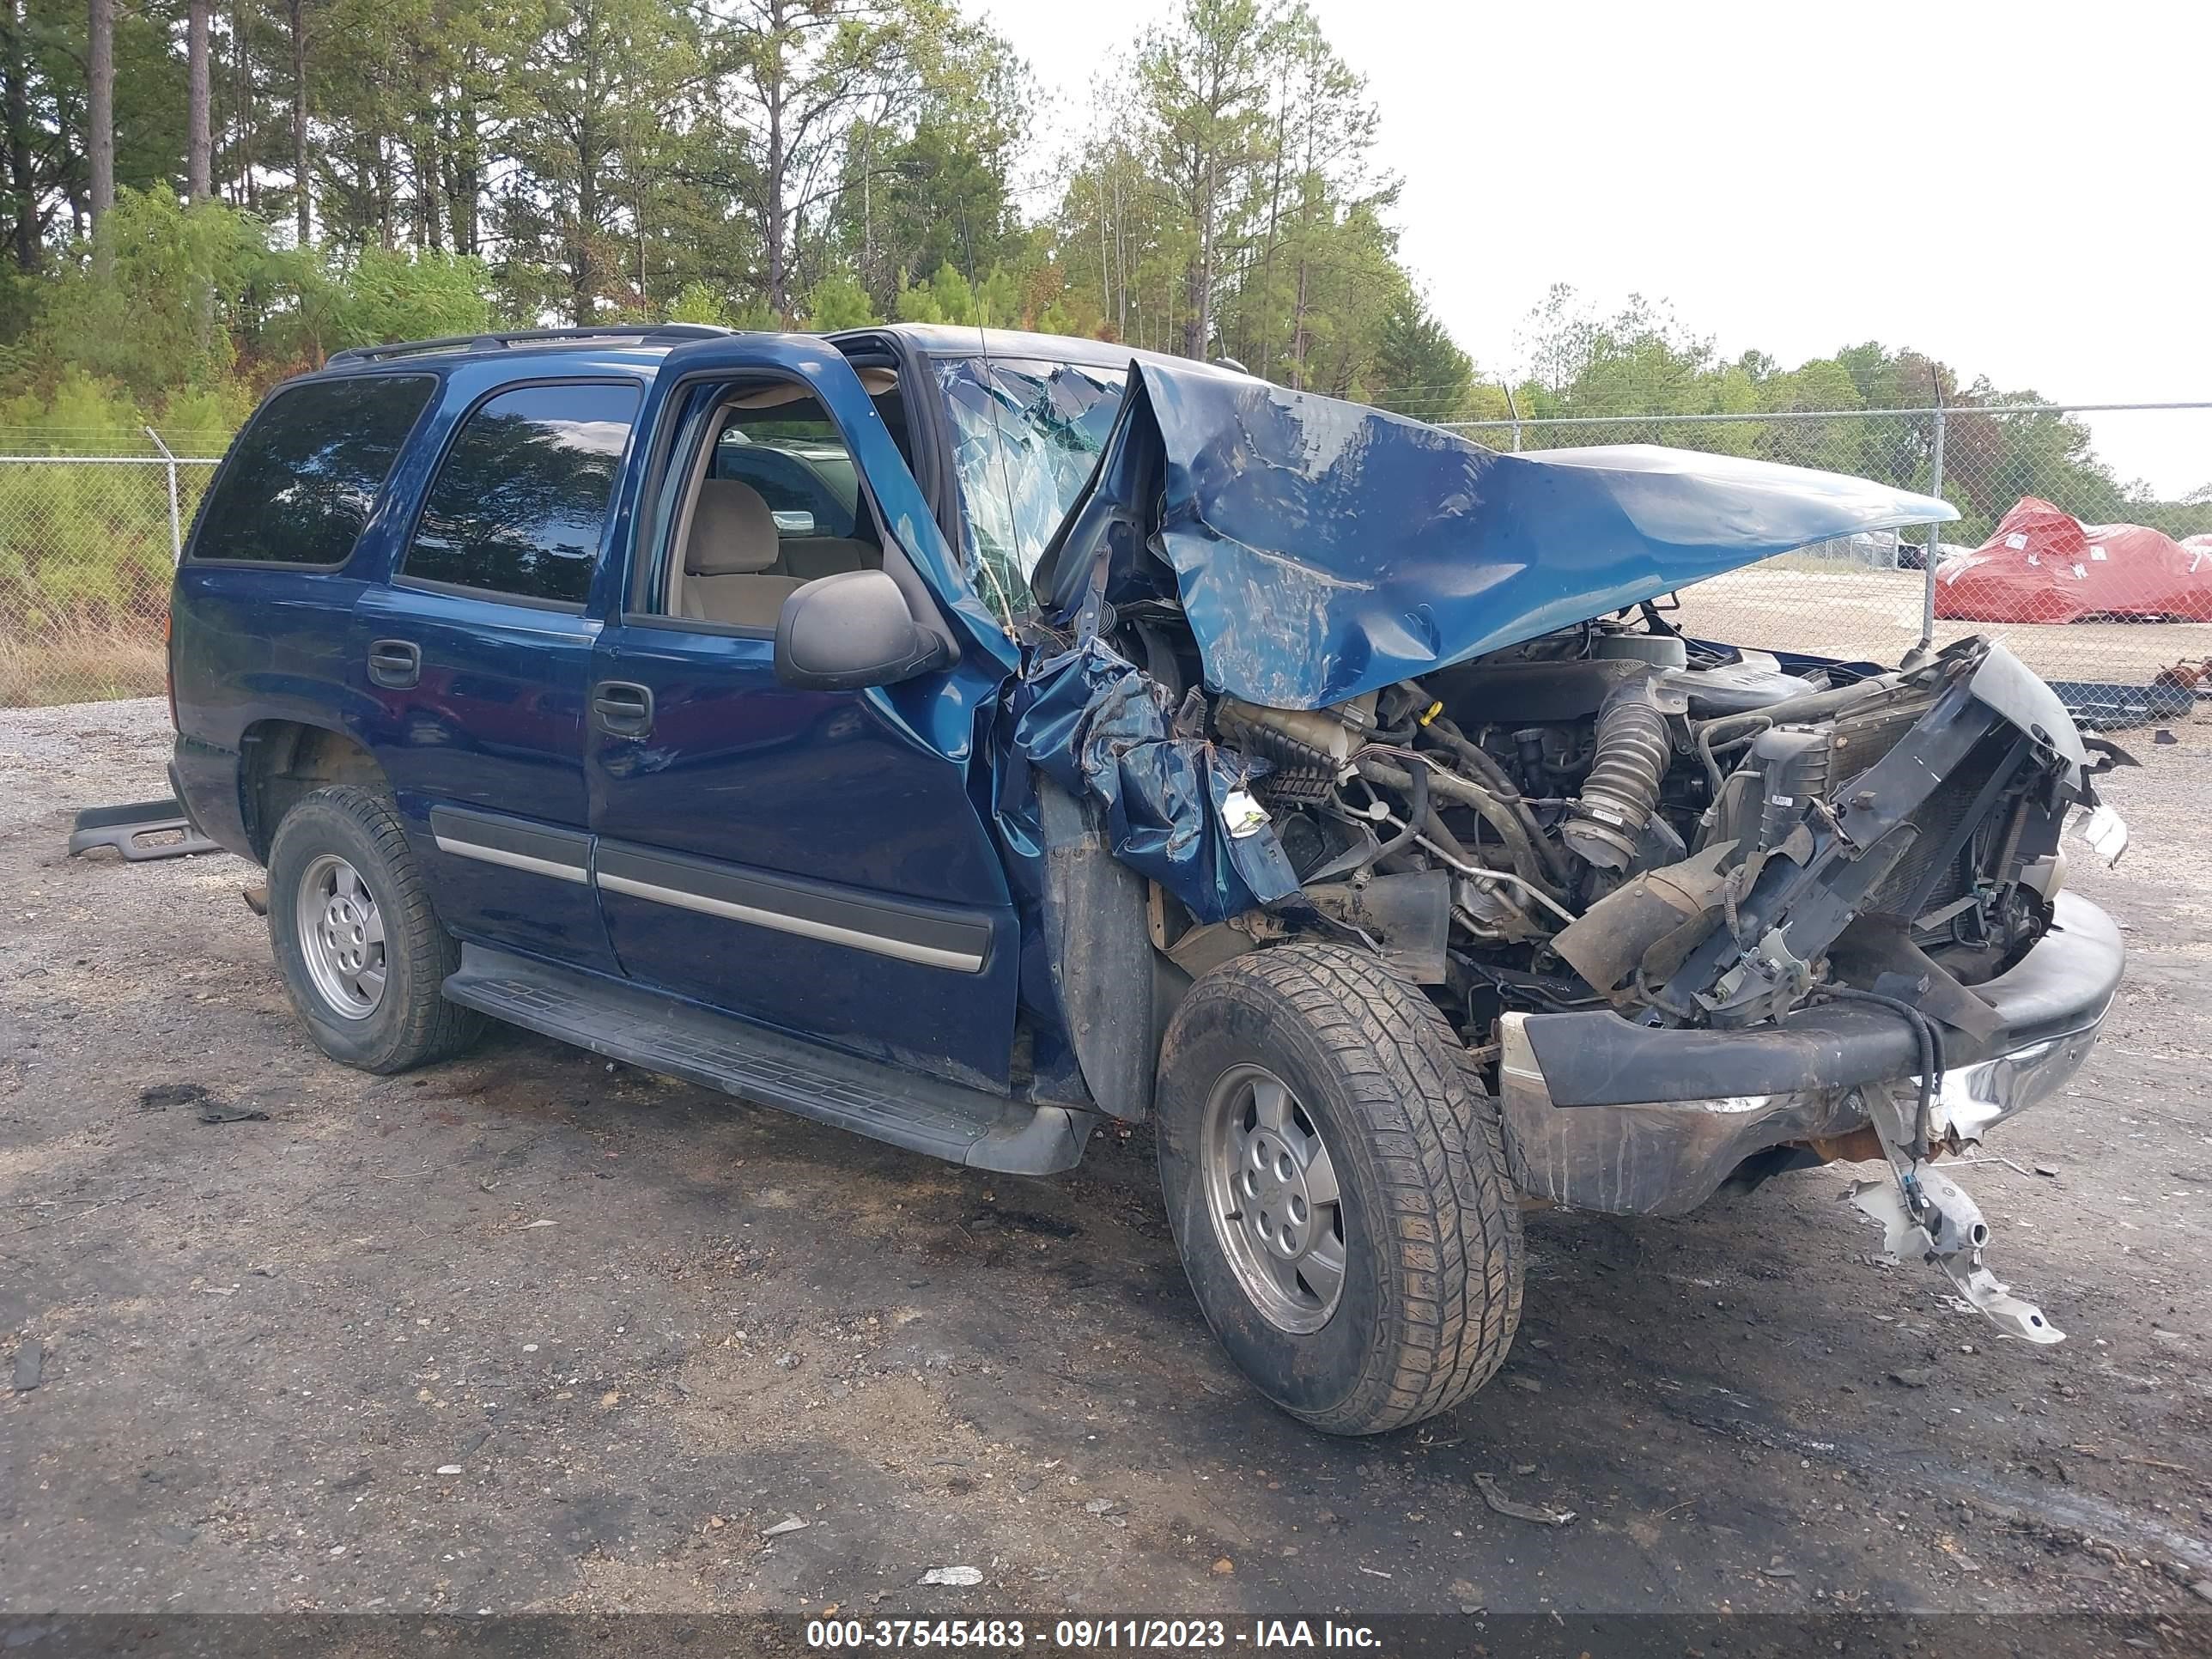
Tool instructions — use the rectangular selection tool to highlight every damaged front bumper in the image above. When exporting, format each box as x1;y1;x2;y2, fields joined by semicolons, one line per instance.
1496;890;2124;1218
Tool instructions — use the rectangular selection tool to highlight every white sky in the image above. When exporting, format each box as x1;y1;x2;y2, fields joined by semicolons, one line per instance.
983;0;2212;497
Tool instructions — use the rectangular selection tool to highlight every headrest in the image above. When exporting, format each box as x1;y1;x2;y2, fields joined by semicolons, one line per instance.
685;479;779;575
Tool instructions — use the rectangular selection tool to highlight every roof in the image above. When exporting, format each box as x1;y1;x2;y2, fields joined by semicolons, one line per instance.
859;322;1212;376
303;319;1232;386
320;322;735;368
300;329;710;388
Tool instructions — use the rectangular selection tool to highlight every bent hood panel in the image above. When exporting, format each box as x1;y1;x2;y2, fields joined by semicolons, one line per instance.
1080;364;1957;710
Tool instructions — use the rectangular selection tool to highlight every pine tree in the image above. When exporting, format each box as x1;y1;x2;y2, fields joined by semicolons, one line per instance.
1373;290;1471;424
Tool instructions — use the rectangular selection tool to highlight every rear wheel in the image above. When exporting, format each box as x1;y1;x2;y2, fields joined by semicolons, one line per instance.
266;785;483;1073
1156;942;1522;1435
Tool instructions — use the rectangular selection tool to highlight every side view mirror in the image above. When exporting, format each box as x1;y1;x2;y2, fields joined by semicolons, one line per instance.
773;568;949;692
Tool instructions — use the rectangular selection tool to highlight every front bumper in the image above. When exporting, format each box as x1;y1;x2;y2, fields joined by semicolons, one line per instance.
1497;891;2123;1216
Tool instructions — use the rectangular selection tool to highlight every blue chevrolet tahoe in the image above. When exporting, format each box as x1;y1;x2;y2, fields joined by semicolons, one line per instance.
169;322;2129;1433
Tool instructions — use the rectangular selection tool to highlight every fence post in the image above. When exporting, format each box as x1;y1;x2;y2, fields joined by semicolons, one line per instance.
144;425;182;565
1918;403;1947;649
1502;383;1523;453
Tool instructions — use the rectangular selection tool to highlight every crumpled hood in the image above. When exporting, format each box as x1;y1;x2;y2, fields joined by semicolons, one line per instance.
1042;362;1958;710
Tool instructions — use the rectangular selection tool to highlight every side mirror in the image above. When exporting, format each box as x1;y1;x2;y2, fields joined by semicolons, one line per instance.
773;569;948;692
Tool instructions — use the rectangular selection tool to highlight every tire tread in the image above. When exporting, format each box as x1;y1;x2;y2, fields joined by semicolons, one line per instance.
267;785;482;1073
1166;941;1522;1435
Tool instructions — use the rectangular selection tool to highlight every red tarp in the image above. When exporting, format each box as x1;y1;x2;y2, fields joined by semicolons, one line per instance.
1933;497;2212;623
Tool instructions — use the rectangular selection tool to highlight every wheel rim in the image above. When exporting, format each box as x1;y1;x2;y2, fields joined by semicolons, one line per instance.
295;853;387;1019
1198;1063;1347;1334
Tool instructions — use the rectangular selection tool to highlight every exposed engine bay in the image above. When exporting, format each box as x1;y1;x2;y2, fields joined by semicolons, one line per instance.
1121;604;2087;1059
1007;357;2124;1354
1067;606;2118;1348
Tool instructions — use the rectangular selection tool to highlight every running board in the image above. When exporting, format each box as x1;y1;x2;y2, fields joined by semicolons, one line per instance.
67;798;221;861
441;945;1089;1176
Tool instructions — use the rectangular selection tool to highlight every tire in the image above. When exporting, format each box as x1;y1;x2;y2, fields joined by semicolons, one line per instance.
1155;942;1522;1435
265;784;483;1074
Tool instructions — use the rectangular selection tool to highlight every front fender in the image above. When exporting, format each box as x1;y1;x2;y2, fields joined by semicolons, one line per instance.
1036;774;1155;1121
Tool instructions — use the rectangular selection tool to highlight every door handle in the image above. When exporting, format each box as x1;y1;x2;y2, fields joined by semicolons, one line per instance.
368;638;421;689
592;680;654;736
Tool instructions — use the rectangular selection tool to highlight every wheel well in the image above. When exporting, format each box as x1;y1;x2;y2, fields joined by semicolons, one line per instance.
240;721;389;861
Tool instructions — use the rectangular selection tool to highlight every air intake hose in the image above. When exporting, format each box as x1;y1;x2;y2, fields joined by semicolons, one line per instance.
1563;673;1678;872
1749;724;1832;852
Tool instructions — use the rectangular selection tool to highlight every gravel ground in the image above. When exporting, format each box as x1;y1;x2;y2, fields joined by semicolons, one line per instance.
2;696;2209;1624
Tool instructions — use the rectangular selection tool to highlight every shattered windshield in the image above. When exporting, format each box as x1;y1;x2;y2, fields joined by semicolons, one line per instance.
935;356;1127;623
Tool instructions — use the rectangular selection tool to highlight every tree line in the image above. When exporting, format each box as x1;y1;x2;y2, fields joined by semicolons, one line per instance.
6;0;1470;401
0;0;2202;541
1494;286;2211;544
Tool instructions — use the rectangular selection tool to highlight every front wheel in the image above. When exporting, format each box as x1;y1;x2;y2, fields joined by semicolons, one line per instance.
1156;943;1522;1435
265;784;483;1074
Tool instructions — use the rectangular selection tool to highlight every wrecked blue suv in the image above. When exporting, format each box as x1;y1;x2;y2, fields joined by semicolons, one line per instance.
168;323;2128;1435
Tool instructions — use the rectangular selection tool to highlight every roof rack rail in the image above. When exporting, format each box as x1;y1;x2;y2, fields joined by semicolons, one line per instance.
325;322;734;368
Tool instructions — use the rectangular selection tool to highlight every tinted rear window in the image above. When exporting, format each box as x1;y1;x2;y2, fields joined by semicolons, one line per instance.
400;382;641;605
190;374;436;565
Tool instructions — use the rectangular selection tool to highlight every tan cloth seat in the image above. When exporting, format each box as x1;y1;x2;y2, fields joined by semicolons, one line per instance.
777;537;876;581
680;479;804;629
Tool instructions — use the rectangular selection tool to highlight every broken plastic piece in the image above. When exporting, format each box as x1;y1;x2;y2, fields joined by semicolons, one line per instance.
1848;1170;2063;1346
1847;1079;2063;1345
2073;802;2129;867
1219;787;1270;840
66;798;220;862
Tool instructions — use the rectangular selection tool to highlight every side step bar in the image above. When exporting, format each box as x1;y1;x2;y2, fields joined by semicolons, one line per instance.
441;945;1090;1176
67;798;222;862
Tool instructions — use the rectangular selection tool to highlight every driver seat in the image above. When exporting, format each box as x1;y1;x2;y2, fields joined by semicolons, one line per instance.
681;479;804;629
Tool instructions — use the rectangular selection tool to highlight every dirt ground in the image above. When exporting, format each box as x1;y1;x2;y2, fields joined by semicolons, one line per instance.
1674;563;2212;686
3;696;2210;1626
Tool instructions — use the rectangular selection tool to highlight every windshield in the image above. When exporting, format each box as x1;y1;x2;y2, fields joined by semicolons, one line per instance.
935;356;1127;622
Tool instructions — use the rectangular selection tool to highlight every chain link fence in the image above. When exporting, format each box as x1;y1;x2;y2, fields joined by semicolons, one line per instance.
3;405;2209;718
0;431;219;707
1449;402;2212;725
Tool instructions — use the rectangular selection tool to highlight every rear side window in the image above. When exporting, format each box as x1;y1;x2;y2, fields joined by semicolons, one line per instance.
401;382;641;605
190;374;435;565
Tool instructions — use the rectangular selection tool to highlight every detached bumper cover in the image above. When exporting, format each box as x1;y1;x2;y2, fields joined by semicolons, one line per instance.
1498;891;2122;1216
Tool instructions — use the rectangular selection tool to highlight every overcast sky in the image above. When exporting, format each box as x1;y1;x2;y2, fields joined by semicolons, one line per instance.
984;0;2212;498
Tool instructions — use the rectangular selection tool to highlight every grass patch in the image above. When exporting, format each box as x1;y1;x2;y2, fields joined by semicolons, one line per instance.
0;617;167;706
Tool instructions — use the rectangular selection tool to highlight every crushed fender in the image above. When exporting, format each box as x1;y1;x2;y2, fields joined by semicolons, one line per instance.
1007;635;1298;925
